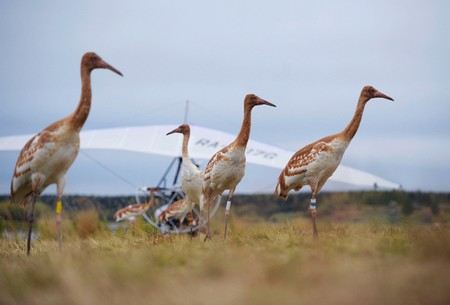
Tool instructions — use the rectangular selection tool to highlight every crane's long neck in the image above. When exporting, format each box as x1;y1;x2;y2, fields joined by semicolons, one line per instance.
342;96;368;141
235;104;252;148
71;66;92;131
181;130;190;161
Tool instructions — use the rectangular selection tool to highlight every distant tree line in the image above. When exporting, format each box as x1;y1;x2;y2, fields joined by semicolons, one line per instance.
0;191;448;223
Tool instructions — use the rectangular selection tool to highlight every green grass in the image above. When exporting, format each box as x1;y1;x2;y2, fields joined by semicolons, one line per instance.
1;216;450;305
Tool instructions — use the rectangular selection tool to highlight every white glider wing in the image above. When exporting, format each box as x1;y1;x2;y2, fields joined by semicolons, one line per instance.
0;125;400;189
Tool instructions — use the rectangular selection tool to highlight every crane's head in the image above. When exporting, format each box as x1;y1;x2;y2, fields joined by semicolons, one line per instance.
166;124;190;136
147;187;161;195
361;85;394;102
81;52;123;76
244;94;277;108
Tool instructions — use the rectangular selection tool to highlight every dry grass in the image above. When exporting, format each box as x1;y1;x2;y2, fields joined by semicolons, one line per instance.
73;209;101;239
1;217;450;305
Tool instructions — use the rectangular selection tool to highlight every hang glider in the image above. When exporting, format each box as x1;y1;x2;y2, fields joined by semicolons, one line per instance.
0;125;400;189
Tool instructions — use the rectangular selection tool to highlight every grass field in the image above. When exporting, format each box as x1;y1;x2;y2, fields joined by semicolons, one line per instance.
1;213;450;305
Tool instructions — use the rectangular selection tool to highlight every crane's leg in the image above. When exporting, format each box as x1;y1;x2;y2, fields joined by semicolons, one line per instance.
188;211;194;240
26;173;45;255
185;202;195;240
55;177;65;250
203;190;213;242
199;193;205;212
204;200;212;242
26;192;37;256
223;188;235;240
309;193;318;239
179;211;187;229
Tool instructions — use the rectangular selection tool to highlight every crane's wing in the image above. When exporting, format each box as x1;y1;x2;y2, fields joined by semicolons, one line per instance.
284;139;334;176
203;147;231;182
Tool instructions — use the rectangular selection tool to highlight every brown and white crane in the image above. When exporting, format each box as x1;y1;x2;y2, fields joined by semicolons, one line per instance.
275;85;394;238
114;188;159;222
202;94;276;240
10;52;122;255
158;199;196;227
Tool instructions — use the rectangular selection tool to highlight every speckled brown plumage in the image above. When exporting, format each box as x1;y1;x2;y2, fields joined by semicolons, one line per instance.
275;85;394;238
10;52;122;255
202;94;276;240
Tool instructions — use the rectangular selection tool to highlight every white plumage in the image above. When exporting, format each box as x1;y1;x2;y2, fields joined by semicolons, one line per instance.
166;124;203;211
181;150;203;210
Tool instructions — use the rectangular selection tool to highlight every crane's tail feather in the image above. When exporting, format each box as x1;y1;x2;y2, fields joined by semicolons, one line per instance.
275;173;289;200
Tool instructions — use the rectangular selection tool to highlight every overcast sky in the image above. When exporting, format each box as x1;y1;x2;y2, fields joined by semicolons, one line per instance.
0;0;449;195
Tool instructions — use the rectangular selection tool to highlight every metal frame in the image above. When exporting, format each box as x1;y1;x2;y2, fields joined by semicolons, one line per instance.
135;157;221;234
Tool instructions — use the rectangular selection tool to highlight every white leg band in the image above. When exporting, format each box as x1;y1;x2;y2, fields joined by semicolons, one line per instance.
225;200;231;215
310;198;317;209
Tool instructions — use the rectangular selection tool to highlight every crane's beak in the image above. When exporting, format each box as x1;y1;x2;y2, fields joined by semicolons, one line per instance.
101;60;123;77
166;128;180;135
258;98;277;107
374;90;394;101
